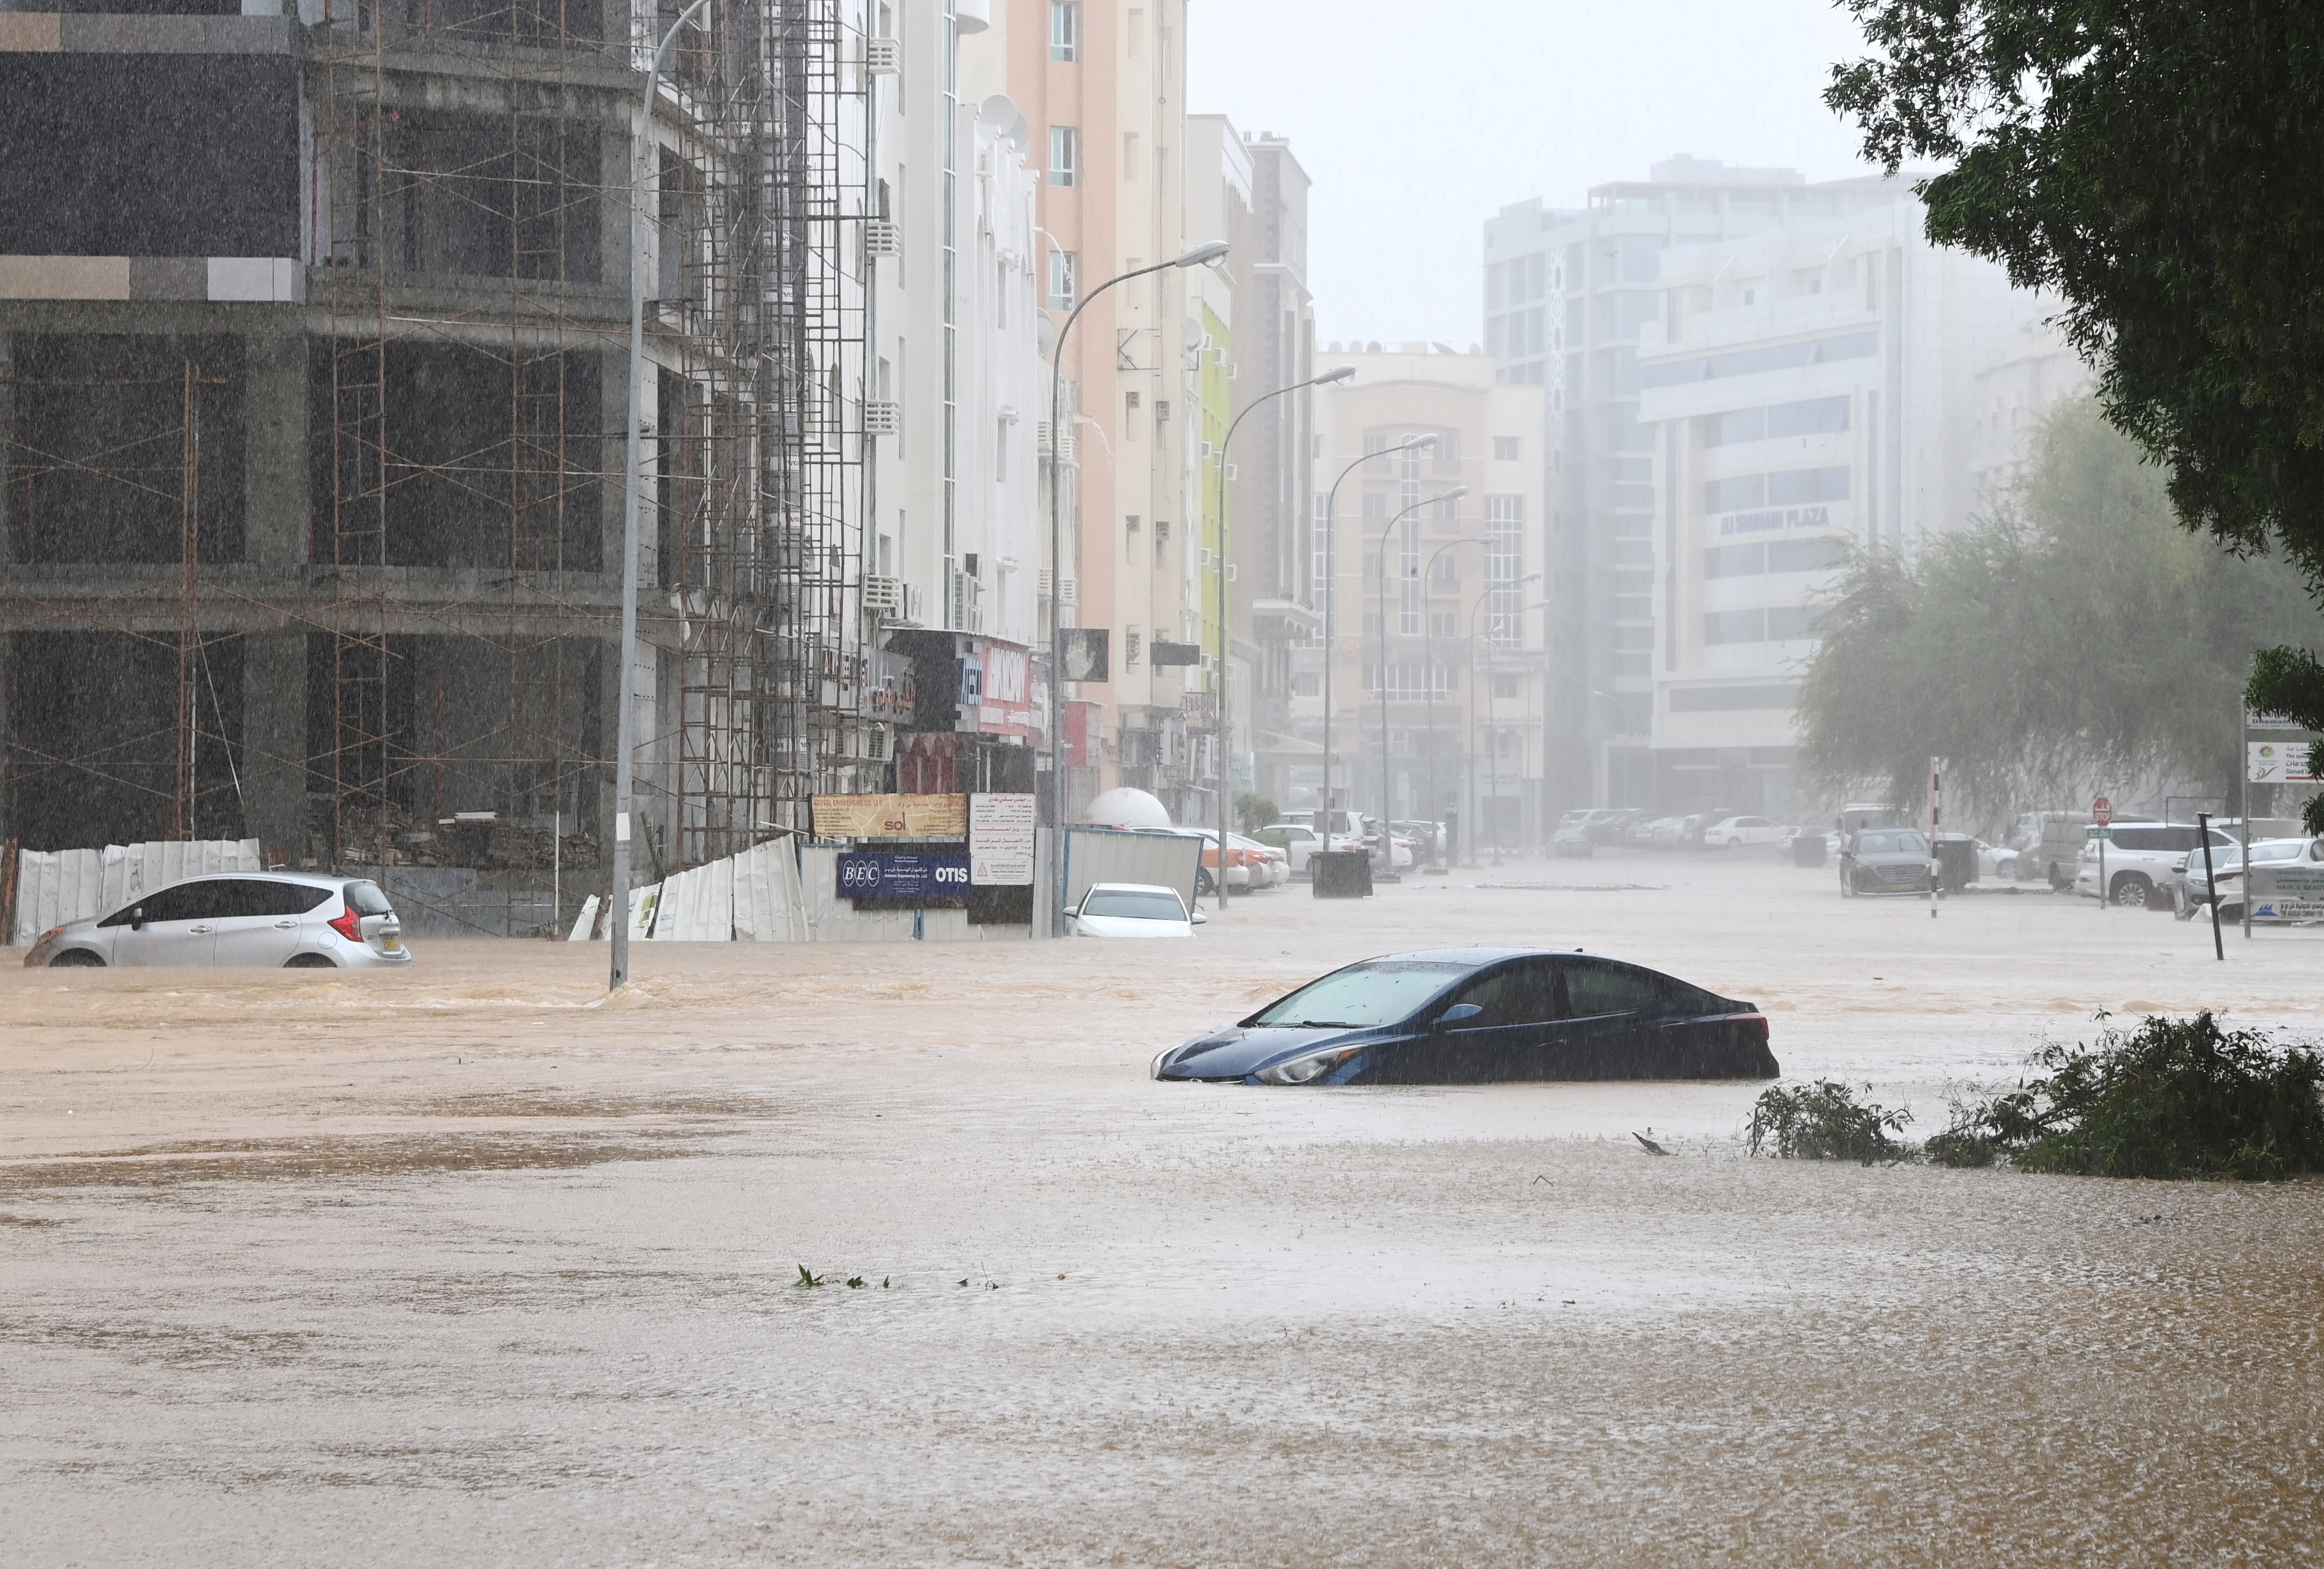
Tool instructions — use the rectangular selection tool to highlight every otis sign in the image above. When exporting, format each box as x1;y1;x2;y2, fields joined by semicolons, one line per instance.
834;851;973;902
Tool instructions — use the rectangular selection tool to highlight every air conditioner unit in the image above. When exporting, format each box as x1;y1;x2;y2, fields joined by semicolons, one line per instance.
863;400;901;435
1036;420;1076;463
863;219;901;257
863;575;904;614
1037;570;1076;605
866;37;900;74
902;581;926;622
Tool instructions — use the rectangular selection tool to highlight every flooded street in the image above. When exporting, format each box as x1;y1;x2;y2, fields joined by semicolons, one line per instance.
5;854;2320;1565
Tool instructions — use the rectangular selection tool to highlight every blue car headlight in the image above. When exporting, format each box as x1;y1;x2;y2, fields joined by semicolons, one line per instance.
1254;1045;1362;1086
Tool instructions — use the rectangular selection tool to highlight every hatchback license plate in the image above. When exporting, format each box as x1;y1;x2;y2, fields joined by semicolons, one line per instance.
382;935;401;952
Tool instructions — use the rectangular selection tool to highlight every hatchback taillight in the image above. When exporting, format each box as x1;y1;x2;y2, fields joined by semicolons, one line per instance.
327;902;365;943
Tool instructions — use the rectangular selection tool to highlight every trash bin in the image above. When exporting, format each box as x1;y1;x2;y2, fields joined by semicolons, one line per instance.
1790;832;1827;868
1933;835;1977;892
1311;850;1372;899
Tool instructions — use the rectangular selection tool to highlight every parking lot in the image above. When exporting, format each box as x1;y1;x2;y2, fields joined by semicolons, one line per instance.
4;851;2320;1565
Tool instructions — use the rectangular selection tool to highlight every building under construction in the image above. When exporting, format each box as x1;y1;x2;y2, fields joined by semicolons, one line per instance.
0;0;883;934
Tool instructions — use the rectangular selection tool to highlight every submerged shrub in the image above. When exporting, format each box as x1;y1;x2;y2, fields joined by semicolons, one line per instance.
1931;1012;2324;1180
1746;1080;1914;1164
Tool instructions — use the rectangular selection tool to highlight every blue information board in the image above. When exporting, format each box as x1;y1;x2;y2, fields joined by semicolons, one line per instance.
836;851;973;902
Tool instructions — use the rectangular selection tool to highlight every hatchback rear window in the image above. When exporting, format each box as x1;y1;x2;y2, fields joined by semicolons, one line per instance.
345;880;393;916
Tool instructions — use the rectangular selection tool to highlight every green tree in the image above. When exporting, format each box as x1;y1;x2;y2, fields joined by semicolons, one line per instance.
1235;793;1279;835
1827;1;2324;823
1796;403;2315;821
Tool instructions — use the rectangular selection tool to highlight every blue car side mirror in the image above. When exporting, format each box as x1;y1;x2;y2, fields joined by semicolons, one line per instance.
1438;1003;1484;1025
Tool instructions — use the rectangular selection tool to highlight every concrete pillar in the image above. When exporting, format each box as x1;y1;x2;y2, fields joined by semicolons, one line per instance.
239;330;311;860
242;330;308;569
240;631;307;862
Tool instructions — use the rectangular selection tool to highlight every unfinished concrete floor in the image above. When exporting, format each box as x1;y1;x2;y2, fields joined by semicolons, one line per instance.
3;852;2320;1565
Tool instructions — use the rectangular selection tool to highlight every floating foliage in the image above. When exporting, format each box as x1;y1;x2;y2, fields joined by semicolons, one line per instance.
1746;1080;1915;1164
1931;1012;2324;1180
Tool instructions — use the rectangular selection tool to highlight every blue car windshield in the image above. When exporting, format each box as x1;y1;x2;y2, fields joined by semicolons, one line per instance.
1248;961;1470;1029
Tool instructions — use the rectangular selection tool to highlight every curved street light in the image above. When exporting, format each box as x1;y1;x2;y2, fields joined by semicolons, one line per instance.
1318;433;1433;851
1208;363;1354;909
1045;239;1227;935
1370;484;1467;868
611;0;715;992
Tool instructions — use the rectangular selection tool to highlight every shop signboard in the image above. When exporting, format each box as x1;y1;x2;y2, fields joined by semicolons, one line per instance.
2248;863;2324;922
835;851;972;902
971;639;1032;736
2247;740;2321;784
969;792;1036;886
810;793;967;839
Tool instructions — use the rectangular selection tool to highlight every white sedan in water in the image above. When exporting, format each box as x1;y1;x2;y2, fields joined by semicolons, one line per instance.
1706;815;1789;849
1065;882;1206;938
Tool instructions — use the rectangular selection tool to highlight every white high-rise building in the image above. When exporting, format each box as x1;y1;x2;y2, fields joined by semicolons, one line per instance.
1633;182;2079;813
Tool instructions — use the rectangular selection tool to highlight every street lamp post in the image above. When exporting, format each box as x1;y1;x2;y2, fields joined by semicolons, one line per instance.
1318;434;1433;846
611;0;714;993
1210;364;1354;910
1371;485;1467;869
1044;239;1227;935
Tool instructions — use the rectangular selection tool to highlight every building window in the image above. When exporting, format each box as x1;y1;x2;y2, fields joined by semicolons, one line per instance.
1047;250;1076;311
1050;0;1080;61
1492;674;1521;699
1429;611;1456;639
1049;126;1079;187
1494;436;1520;461
1294;673;1321;697
1485;494;1523;645
996;417;1009;482
1311;492;1332;616
1125;629;1141;666
1364;662;1456;698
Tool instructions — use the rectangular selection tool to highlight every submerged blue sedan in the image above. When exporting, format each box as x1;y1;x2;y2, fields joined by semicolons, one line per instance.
1152;947;1778;1086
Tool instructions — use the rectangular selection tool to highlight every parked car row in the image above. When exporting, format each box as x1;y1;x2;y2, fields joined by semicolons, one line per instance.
1554;808;1802;853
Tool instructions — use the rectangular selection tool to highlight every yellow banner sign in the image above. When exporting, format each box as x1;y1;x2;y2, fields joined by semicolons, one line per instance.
811;793;967;840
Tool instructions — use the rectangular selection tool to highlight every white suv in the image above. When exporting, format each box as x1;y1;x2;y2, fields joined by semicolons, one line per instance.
2074;823;2235;909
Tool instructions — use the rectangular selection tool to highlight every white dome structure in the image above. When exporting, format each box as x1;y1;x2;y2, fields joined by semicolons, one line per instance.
1083;787;1171;829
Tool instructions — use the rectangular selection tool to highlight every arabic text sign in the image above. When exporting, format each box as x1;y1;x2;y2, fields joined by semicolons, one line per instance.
2246;741;2321;785
2247;863;2324;921
811;793;967;839
969;792;1036;886
835;851;972;902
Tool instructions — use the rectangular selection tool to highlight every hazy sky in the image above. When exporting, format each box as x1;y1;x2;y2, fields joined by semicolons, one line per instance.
1188;0;1883;348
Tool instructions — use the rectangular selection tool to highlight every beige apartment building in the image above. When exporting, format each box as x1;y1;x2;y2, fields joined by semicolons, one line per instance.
962;0;1208;818
1305;348;1546;851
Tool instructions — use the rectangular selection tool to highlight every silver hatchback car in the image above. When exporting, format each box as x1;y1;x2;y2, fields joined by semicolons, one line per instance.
23;873;411;969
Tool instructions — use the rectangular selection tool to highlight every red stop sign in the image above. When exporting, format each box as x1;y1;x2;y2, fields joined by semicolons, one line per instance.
2093;796;2113;826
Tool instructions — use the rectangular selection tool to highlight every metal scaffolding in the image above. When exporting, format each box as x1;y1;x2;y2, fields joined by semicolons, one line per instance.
1;0;871;934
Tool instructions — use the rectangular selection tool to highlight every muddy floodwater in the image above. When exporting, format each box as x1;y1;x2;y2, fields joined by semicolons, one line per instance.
4;854;2320;1565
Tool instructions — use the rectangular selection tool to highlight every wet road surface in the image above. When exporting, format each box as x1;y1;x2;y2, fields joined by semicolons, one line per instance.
4;855;2320;1564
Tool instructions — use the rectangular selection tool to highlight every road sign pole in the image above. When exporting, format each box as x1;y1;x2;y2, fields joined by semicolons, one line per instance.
2093;795;2113;912
2197;810;2225;961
